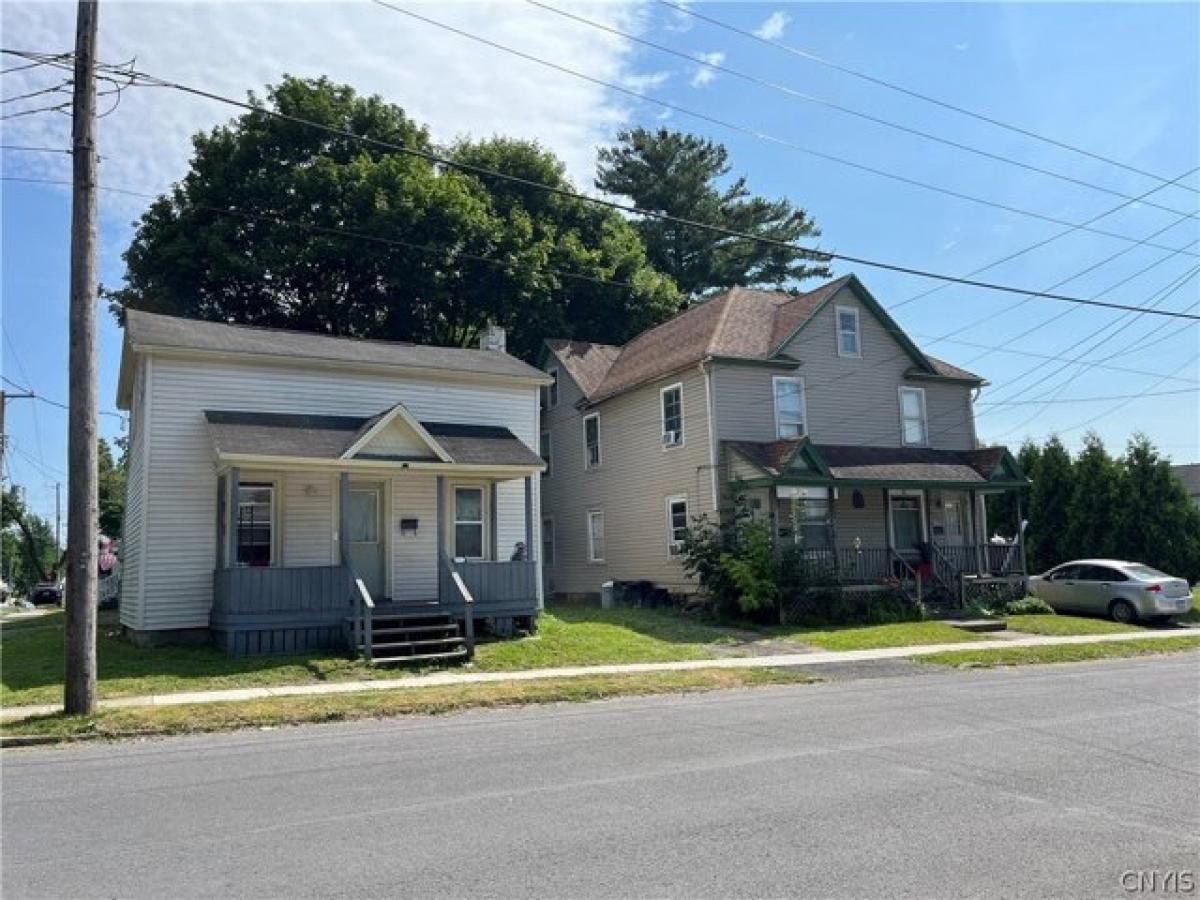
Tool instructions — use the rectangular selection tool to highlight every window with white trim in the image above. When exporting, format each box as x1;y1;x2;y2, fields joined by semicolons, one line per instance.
661;383;683;447
543;367;559;410
587;510;605;562
583;413;601;469
773;376;807;439
539;430;551;477
236;482;274;567
541;517;555;566
899;387;928;446
836;306;861;357
453;486;485;559
666;496;689;555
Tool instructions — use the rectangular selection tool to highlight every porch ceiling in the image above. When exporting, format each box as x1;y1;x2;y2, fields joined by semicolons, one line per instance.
204;409;544;471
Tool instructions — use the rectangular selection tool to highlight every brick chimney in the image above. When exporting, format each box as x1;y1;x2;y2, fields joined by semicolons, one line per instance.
479;322;507;353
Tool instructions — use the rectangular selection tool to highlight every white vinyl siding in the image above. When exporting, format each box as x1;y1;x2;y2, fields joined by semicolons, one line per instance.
132;354;539;630
583;413;601;469
587;510;605;562
899;387;928;446
283;473;334;567
660;383;683;448
391;473;437;601
836;305;861;358
117;359;149;628
772;376;807;439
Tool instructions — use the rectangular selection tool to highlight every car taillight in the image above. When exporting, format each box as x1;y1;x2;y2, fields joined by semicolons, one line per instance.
1145;584;1162;593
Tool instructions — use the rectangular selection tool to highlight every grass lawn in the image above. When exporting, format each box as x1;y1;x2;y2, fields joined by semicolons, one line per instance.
1;607;739;708
2;668;819;743
772;620;988;651
919;635;1200;668
1002;614;1143;636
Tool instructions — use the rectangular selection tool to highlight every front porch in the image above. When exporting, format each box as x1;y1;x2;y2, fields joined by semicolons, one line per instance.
205;405;545;660
725;438;1030;611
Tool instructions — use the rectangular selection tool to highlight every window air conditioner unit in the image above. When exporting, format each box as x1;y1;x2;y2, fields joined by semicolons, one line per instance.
662;430;680;446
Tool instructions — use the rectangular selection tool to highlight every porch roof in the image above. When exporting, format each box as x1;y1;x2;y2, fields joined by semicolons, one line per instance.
725;439;1027;488
204;409;544;469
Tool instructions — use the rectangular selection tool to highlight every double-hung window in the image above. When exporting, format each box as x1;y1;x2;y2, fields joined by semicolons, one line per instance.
539;430;552;477
236;482;274;567
773;376;807;439
453;486;485;559
899;387;928;446
836;306;861;357
587;510;605;562
583;413;601;469
666;496;689;555
661;383;683;447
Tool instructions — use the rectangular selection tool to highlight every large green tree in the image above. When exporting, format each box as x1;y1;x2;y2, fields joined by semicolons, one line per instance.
1027;436;1074;571
1063;432;1124;562
107;77;679;360
1115;434;1200;581
2;486;60;593
98;437;126;539
595;127;830;298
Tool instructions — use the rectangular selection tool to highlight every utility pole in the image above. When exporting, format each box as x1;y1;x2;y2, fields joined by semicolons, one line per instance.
0;389;37;479
65;0;100;716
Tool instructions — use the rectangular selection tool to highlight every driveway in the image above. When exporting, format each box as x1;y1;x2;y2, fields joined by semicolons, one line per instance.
3;654;1197;898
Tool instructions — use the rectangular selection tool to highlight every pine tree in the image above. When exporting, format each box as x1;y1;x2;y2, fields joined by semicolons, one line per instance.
1064;432;1123;561
1116;434;1200;580
1027;436;1073;571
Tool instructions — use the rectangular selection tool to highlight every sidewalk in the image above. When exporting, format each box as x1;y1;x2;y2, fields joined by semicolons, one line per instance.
3;628;1195;723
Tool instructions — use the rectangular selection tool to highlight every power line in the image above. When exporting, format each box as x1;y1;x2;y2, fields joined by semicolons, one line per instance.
364;5;1200;259
657;0;1200;196
0;144;72;154
43;57;1199;318
530;0;1200;221
0;375;126;420
977;387;1196;406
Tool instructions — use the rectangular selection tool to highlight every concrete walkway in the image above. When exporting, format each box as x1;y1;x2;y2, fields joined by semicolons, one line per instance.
2;627;1195;722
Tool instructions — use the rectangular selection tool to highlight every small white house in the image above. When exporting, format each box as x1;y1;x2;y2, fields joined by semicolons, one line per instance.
116;311;549;658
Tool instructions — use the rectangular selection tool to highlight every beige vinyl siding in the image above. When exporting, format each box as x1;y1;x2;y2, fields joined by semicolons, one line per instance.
540;365;715;597
139;354;538;630
391;473;438;601
283;473;334;567
118;360;149;629
832;487;888;548
712;286;977;451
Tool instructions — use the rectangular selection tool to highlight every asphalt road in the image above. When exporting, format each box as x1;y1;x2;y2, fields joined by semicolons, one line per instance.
3;655;1198;899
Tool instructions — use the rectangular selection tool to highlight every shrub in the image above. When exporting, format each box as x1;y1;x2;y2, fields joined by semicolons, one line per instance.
719;521;778;615
1000;596;1055;616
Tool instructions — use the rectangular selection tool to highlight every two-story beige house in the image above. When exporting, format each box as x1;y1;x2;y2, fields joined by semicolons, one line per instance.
539;274;1027;604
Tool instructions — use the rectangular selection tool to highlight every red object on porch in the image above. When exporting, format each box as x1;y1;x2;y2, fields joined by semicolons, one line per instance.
915;561;933;580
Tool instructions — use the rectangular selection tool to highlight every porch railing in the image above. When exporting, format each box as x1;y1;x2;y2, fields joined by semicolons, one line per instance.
438;553;475;658
791;543;1023;584
213;564;353;616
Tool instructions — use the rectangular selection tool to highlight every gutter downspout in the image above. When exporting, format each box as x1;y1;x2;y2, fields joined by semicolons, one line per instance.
701;358;719;513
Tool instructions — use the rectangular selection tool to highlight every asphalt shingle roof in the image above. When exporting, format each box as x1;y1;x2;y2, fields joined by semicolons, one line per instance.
545;275;981;403
126;309;549;382
204;410;543;468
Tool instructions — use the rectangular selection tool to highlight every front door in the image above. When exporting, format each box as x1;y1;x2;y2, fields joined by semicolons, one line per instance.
347;484;386;600
889;490;926;560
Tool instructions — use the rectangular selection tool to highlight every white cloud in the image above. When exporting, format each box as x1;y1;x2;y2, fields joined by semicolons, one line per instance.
753;11;790;41
622;70;672;94
0;0;651;216
690;51;725;88
954;40;971;52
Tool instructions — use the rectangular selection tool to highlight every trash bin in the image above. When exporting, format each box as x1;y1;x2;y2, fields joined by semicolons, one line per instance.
601;581;615;609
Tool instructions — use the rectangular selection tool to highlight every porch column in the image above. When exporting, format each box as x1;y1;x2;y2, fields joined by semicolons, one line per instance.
338;472;351;566
489;482;499;560
227;466;240;567
436;474;445;561
826;486;838;551
1016;493;1027;576
971;490;986;574
524;477;534;561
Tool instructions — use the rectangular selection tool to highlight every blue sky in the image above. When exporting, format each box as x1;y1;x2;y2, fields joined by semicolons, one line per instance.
2;1;1198;526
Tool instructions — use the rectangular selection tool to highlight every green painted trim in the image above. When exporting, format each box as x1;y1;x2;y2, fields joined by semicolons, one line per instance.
904;370;985;386
734;475;1029;491
708;354;801;369
769;275;935;374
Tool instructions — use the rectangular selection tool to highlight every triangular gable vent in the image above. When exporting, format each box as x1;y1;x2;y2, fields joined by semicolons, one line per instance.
342;403;452;462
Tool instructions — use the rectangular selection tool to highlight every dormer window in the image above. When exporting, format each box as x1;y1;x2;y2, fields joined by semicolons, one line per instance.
899;386;928;446
661;383;683;448
836;306;861;358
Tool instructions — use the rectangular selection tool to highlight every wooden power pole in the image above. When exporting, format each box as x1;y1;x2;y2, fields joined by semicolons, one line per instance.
64;0;100;716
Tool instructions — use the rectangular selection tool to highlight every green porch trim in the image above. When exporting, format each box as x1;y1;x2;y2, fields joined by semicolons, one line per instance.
735;475;1029;491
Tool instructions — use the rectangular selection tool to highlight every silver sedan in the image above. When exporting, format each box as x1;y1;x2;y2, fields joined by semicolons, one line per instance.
1028;559;1193;623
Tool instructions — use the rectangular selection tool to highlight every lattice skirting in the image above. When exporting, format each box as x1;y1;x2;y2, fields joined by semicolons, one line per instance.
961;575;1028;610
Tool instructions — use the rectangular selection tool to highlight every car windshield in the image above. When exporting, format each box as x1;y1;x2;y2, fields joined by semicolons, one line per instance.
1123;564;1169;580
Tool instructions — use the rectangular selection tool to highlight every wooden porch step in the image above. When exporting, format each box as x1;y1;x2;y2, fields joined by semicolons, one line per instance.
360;637;466;652
369;623;459;636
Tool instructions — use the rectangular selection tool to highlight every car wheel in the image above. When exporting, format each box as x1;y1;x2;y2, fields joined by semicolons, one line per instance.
1109;599;1138;624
